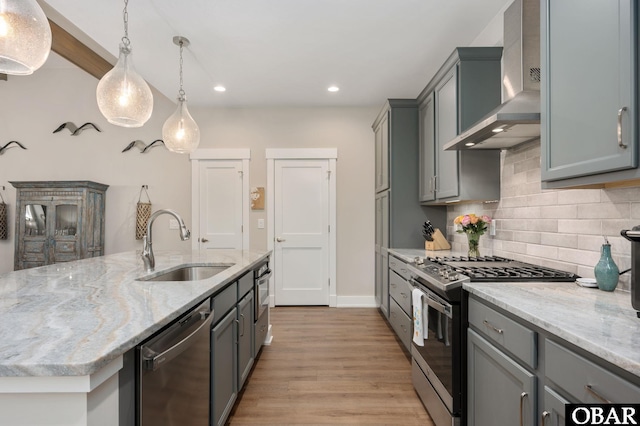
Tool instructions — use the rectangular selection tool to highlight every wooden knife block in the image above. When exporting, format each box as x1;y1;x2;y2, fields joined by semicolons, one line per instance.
424;229;451;251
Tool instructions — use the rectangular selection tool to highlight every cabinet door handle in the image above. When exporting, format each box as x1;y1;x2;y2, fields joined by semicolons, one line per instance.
240;314;245;337
618;106;628;148
585;384;611;403
541;411;550;426
519;392;528;426
483;319;504;334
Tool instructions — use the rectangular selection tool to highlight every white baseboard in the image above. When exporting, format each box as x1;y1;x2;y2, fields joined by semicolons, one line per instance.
335;295;377;308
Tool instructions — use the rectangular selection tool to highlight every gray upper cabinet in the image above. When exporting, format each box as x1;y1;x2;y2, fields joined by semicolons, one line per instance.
374;113;390;193
419;94;436;202
541;0;638;188
11;181;108;271
418;48;503;204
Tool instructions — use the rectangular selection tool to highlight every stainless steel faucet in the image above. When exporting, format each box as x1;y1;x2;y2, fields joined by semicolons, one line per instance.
142;209;191;271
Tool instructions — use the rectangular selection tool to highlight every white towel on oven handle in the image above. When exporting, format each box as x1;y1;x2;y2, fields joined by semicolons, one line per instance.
412;288;428;346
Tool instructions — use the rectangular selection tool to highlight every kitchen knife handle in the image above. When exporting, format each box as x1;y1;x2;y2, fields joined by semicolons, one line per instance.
618;106;628;149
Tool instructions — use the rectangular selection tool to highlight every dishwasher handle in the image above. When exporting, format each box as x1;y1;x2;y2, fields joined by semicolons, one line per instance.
142;307;214;371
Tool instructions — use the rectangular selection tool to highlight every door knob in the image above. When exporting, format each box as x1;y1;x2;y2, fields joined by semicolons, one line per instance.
200;238;209;243
276;237;286;242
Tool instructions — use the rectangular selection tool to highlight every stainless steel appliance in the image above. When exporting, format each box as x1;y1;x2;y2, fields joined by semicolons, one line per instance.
621;226;640;316
137;299;213;426
254;261;271;321
408;255;577;426
443;0;542;151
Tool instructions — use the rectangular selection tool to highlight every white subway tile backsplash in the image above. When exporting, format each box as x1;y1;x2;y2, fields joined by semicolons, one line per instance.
557;219;602;235
540;205;577;219
445;141;635;291
556;189;601;205
577;203;630;219
540;232;578;248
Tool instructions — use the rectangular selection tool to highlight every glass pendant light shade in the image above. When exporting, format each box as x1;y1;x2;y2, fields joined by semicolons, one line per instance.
96;45;153;128
163;97;200;153
0;0;52;75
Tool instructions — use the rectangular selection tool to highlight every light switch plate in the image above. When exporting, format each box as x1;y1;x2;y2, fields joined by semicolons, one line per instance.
489;219;496;236
258;219;265;229
169;219;179;230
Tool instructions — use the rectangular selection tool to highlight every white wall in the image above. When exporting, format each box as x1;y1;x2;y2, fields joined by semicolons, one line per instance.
192;106;379;300
0;64;192;274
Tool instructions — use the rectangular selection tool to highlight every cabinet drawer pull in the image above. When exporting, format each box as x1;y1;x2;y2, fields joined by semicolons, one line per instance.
390;283;397;288
585;384;611;404
519;392;528;426
483;319;504;334
400;292;408;298
618;106;628;149
542;411;550;426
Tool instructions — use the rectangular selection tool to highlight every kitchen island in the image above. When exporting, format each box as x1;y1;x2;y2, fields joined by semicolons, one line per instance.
0;248;270;426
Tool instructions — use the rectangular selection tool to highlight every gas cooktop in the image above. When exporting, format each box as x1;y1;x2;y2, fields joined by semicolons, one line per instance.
423;255;579;282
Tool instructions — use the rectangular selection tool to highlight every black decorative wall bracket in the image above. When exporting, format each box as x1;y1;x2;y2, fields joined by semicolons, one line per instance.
122;139;166;154
53;122;101;136
0;140;27;155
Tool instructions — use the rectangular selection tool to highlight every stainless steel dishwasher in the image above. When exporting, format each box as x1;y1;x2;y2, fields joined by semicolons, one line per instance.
138;299;213;426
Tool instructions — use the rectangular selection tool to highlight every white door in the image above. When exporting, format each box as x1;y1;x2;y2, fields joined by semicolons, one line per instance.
273;159;331;305
198;160;244;249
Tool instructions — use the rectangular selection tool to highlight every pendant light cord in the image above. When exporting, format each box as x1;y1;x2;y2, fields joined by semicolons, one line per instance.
178;40;186;101
122;0;131;48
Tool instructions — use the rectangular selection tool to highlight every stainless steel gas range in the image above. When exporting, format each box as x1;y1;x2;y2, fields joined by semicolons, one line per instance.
407;255;578;426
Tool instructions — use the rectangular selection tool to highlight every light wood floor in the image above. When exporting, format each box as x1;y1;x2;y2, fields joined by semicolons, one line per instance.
227;307;434;425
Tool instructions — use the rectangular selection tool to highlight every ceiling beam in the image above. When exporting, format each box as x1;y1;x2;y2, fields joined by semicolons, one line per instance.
49;19;112;80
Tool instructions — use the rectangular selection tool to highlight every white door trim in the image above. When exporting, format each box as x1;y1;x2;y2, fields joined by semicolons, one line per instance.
266;148;337;307
190;149;250;250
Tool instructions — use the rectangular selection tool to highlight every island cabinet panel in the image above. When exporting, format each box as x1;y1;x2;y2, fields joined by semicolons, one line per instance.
541;0;638;188
11;181;108;270
212;306;238;426
418;47;502;205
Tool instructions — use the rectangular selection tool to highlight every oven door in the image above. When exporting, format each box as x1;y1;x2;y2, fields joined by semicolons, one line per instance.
412;285;456;413
255;268;271;320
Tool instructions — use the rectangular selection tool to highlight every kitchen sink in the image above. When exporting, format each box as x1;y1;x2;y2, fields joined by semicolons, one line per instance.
137;264;234;282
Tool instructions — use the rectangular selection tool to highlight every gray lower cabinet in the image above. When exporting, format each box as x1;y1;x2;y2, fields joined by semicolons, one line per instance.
541;0;638;188
237;290;254;390
542;386;568;426
467;329;537;426
418;48;502;205
387;255;414;353
468;294;640;425
212;307;238;426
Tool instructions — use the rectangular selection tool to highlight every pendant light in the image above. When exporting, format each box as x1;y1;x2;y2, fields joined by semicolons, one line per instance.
162;36;200;154
96;0;152;128
0;0;52;75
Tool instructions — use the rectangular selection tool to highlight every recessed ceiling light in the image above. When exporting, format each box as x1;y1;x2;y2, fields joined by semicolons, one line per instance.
465;142;476;147
492;125;506;133
214;85;226;92
328;86;339;92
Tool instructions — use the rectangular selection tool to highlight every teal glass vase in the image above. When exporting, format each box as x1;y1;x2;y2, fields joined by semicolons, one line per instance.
594;243;619;292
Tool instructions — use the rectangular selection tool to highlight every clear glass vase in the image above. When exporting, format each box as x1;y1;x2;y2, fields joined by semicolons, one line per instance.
466;232;480;258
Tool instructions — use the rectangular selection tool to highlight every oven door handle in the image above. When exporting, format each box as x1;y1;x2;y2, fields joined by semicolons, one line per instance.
257;269;272;284
410;280;453;319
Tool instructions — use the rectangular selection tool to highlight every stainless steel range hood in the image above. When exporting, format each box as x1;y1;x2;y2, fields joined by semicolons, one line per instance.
444;0;540;150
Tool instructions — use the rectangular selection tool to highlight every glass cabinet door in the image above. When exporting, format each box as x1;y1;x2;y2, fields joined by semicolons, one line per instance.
25;204;47;236
55;204;79;236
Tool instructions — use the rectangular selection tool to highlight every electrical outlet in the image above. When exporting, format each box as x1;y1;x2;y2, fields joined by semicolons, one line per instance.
258;219;265;229
489;219;496;236
169;219;179;230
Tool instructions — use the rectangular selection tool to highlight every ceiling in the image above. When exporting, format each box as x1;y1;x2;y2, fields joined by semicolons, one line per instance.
40;0;511;108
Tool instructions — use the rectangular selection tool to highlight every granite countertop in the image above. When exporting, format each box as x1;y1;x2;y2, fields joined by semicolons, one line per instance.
387;247;640;378
0;249;270;377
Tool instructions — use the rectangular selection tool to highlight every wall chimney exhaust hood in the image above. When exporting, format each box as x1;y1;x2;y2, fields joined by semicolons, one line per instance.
444;0;540;151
